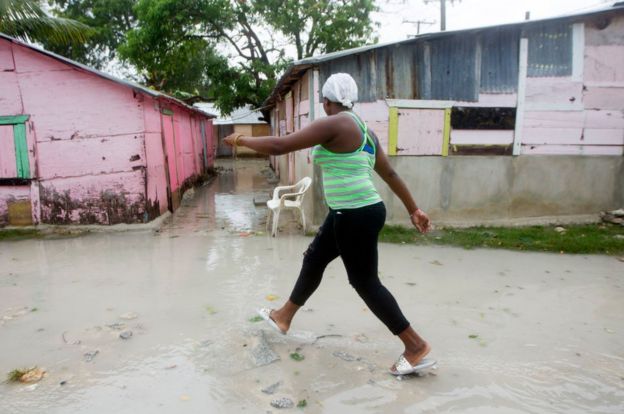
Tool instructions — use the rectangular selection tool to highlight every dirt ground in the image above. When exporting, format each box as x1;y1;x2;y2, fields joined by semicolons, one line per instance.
1;159;623;413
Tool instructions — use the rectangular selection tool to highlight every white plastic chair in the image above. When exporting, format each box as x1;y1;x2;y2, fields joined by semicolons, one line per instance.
266;177;312;237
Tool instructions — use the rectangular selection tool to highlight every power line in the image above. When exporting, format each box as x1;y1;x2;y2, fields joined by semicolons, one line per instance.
423;0;462;31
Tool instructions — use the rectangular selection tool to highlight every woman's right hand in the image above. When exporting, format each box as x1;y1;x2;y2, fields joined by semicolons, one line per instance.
223;133;243;147
410;208;431;234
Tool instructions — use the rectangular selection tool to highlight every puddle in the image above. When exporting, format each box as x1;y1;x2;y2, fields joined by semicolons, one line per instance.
1;159;623;413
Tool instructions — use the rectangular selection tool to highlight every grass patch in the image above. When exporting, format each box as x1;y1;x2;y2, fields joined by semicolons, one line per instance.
0;229;43;241
379;223;624;255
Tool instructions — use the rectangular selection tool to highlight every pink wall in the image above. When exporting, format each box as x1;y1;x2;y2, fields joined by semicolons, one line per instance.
143;97;168;217
0;37;214;225
520;17;624;156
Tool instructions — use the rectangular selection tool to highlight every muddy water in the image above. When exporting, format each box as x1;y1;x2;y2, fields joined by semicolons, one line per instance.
1;159;623;413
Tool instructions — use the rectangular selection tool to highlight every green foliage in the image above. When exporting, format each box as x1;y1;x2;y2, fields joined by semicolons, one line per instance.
255;0;378;59
290;352;305;361
0;0;90;45
379;223;624;255
45;0;136;69
37;0;378;114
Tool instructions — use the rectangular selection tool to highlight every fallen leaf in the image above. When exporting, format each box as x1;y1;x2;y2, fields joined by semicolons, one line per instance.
265;294;279;301
19;367;46;383
290;352;305;361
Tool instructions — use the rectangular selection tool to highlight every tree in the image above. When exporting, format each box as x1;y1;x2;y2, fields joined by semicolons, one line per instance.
0;0;89;45
255;0;377;60
44;0;136;69
120;0;377;113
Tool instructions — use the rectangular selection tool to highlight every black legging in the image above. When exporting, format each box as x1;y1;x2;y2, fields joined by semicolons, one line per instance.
289;201;410;335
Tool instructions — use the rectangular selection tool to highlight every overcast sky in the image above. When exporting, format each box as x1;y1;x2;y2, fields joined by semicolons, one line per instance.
374;0;616;42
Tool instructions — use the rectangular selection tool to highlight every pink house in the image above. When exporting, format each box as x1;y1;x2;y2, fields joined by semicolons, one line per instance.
0;34;215;226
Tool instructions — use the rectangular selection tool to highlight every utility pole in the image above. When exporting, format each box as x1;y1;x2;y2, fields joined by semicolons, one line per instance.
403;19;436;35
423;0;461;31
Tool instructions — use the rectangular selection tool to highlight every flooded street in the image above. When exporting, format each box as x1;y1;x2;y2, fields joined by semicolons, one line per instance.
1;159;623;413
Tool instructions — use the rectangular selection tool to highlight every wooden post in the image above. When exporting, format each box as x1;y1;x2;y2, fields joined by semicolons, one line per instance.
388;106;399;156
513;38;529;156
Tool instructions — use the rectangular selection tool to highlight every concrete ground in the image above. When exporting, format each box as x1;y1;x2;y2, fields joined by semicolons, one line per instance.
1;159;623;414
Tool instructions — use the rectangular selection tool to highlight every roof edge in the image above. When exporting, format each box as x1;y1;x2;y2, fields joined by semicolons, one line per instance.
0;33;216;119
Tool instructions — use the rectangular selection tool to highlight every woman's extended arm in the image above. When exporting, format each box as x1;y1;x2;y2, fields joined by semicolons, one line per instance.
371;131;431;233
223;116;338;155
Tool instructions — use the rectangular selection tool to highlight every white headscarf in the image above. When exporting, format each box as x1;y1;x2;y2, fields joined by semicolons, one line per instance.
321;73;358;109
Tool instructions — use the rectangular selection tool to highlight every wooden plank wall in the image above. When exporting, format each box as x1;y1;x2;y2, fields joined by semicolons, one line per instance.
521;18;624;155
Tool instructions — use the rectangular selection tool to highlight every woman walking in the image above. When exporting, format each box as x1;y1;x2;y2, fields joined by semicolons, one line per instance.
224;73;432;375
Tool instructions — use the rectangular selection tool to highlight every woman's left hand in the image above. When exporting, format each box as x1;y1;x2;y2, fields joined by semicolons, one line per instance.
410;208;431;234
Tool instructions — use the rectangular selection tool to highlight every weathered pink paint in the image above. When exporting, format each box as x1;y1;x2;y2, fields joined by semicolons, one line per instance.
584;110;624;129
450;130;514;145
525;78;583;110
353;101;390;150
0;36;214;226
583;86;624;110
522;127;583;145
523;111;584;129
0;71;23;115
397;109;445;155
36;133;145;178
583;128;624;145
298;99;310;116
0;125;17;177
522;144;623;156
0;40;14;70
584;45;624;85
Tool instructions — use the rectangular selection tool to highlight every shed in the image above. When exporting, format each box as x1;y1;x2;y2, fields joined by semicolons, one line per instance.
264;4;624;226
0;34;216;226
194;103;271;157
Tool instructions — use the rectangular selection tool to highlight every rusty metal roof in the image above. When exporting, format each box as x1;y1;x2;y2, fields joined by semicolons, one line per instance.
264;3;624;108
0;33;216;118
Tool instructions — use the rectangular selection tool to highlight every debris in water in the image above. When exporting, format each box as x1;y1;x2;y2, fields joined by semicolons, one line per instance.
107;322;126;331
270;397;294;409
290;352;305;361
297;399;308;408
249;331;280;367
119;330;133;340
205;306;218;315
469;334;479;339
249;315;263;322
265;294;279;301
84;350;99;362
261;381;282;395
430;260;443;266
8;367;46;383
180;394;191;401
332;351;358;362
119;312;138;320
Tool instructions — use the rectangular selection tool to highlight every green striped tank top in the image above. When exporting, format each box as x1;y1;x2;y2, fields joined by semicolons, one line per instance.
313;112;382;209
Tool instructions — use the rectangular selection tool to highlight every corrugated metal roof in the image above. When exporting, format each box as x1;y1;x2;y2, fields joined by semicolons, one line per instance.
264;3;624;108
0;33;216;118
193;103;267;125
